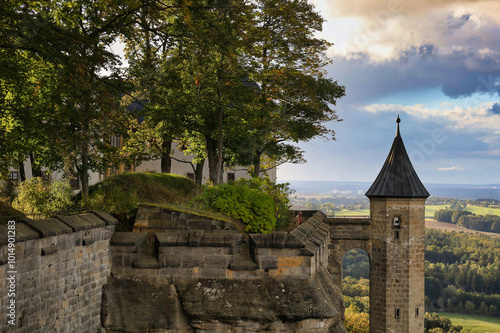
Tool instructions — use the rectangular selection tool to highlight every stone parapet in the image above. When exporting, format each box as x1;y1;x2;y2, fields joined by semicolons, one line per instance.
0;212;116;333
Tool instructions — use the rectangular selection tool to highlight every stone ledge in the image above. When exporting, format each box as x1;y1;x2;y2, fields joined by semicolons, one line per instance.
78;213;107;228
41;245;58;256
56;215;93;231
156;231;191;246
91;211;118;226
250;232;304;249
326;218;371;225
111;232;147;246
20;217;73;237
12;222;41;242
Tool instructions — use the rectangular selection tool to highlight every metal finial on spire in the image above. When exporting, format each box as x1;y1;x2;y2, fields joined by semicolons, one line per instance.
396;113;401;136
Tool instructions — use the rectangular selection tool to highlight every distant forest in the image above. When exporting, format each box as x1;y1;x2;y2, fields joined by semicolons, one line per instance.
342;230;500;318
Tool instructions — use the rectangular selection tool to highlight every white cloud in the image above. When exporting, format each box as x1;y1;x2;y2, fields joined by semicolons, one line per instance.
438;166;466;171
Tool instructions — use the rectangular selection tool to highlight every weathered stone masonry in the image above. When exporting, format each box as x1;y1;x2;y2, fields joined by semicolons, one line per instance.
0;212;116;333
102;205;346;333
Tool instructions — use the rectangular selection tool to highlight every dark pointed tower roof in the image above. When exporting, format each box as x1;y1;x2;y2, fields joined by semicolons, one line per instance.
366;116;430;198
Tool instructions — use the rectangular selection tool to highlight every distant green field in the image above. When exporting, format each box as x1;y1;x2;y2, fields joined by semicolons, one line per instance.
425;205;500;219
335;205;500;220
437;312;500;333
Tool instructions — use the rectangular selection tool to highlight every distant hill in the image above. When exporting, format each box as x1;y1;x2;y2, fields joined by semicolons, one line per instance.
281;180;500;200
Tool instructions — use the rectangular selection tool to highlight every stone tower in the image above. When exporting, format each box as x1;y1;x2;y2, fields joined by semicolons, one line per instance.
366;116;429;333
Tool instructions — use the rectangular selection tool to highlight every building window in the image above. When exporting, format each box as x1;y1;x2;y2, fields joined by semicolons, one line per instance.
394;230;400;241
227;172;235;182
395;308;400;319
9;171;19;182
186;173;195;181
393;216;401;228
110;135;121;147
415;307;419;318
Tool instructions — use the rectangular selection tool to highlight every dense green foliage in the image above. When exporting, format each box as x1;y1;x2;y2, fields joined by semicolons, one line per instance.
87;172;198;217
434;209;500;233
425;229;500;316
342;248;370;279
428;197;500;209
340;229;500;327
12;177;73;216
233;177;293;230
424;312;469;332
193;182;277;233
1;0;344;189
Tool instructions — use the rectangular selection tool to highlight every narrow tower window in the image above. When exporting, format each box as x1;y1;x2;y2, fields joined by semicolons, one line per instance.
393;216;401;228
415;307;419;317
395;308;400;319
394;230;400;240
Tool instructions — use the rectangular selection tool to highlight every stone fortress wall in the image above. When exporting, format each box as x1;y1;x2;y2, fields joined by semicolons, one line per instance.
104;205;346;332
0;212;116;333
0;200;425;333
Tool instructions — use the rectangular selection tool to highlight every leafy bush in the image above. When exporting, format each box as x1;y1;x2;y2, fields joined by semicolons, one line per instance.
194;182;276;233
233;176;293;230
13;177;73;216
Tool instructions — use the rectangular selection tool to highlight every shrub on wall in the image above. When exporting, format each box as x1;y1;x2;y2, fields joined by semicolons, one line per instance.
13;177;73;215
194;182;276;233
234;177;293;230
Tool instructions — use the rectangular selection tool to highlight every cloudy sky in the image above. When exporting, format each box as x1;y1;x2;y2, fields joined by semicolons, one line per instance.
278;0;500;185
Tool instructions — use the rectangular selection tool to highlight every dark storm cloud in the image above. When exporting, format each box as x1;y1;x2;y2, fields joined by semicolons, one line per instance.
490;102;500;115
329;46;500;104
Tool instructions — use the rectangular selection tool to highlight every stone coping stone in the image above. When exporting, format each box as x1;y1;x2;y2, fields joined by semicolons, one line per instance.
156;231;190;246
56;214;93;231
20;217;73;237
326;217;371;225
157;231;241;247
91;211;118;225
111;232;147;246
199;232;241;247
79;213;107;228
250;232;305;249
13;222;41;242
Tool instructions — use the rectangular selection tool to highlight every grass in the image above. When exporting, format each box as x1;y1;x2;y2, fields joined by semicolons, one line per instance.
425;204;500;219
86;172;200;230
437;312;500;333
0;200;24;224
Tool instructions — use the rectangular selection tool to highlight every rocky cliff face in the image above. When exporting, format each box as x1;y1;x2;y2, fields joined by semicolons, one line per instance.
102;269;346;332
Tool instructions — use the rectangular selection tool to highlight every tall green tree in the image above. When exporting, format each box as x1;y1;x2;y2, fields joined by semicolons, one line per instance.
235;0;345;177
1;0;144;195
126;0;344;183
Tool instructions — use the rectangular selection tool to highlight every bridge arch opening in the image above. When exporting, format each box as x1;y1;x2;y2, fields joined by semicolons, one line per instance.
342;248;370;332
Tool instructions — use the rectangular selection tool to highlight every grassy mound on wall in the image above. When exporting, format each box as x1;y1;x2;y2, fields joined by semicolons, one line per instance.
0;200;23;219
87;172;198;219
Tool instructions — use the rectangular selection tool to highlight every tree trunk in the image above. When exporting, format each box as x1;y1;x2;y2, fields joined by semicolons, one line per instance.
30;152;42;178
194;159;205;186
161;138;173;173
252;152;262;178
18;160;26;182
80;148;90;197
206;137;219;184
217;106;224;184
